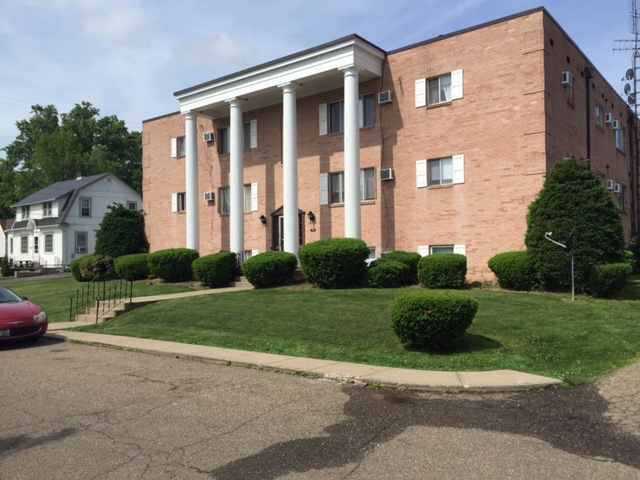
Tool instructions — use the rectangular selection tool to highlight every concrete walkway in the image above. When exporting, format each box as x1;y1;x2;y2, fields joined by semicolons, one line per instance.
45;279;563;392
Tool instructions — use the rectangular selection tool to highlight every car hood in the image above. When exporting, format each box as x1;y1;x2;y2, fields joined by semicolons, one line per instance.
0;301;44;326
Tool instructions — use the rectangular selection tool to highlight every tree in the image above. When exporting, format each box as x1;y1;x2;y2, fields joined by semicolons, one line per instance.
94;204;149;258
525;158;625;293
0;102;142;218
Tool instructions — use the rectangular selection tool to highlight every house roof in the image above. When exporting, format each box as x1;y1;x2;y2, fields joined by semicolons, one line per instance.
12;173;111;207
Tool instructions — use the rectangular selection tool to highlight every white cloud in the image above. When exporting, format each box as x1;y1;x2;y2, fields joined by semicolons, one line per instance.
176;33;254;70
83;6;146;44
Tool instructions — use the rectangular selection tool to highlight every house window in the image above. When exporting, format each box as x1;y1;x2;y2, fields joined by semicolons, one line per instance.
21;206;30;220
80;197;91;217
329;100;344;134
21;236;28;254
595;104;603;127
328;168;375;204
43;202;52;217
616;126;625;151
9;238;13;254
428;157;453;186
127;201;137;210
219;187;230;214
44;234;53;253
430;245;455;255
219;127;229;154
322;94;375;135
565;82;574;104
617;184;626;212
428;73;452;105
171;136;186;158
34;236;39;254
75;232;87;254
171;193;186;213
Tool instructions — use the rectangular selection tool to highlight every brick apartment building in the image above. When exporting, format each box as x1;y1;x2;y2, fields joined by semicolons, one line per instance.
142;7;638;281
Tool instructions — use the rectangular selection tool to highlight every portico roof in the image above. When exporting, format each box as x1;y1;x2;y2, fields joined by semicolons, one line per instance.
174;34;386;119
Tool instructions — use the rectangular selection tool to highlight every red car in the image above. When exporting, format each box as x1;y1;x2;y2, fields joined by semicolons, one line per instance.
0;286;48;342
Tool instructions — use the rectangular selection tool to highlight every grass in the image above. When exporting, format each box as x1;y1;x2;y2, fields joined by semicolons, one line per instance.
64;276;640;385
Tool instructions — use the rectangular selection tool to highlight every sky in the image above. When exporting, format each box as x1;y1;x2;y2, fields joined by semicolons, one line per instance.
0;0;638;151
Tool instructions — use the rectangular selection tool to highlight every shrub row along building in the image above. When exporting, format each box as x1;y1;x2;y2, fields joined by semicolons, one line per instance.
142;7;638;281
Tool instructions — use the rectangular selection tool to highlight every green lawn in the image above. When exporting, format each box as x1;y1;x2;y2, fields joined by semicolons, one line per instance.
66;277;640;385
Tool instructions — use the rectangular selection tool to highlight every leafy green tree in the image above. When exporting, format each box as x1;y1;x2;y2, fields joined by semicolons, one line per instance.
0;102;142;218
525;158;625;292
94;204;149;258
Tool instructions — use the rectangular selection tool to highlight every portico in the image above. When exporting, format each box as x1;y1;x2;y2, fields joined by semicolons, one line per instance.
173;35;385;257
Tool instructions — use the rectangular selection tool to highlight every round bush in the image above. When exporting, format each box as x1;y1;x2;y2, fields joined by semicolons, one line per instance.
242;251;297;288
487;251;535;291
70;254;115;282
418;254;467;289
368;260;409;288
380;251;421;285
299;238;370;289
114;253;149;280
192;252;237;288
390;290;478;350
588;263;632;298
148;248;199;283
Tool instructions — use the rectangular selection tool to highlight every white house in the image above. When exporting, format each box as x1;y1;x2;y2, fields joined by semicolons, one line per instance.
6;173;142;267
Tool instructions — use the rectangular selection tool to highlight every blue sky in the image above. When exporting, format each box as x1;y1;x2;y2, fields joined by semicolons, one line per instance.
0;0;636;151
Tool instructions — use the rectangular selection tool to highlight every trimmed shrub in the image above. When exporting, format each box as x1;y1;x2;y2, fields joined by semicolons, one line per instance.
1;254;10;277
114;253;149;280
418;254;467;289
390;290;478;350
242;251;297;288
380;251;422;285
192;252;237;288
368;260;409;288
70;254;115;282
299;238;370;289
148;248;199;283
95;204;149;258
588;263;633;298
487;251;535;291
630;236;640;273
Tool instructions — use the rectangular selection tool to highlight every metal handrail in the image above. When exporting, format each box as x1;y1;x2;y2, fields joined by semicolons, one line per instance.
69;279;134;323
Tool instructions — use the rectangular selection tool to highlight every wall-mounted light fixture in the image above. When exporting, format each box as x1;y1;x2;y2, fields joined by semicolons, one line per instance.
307;211;316;222
259;215;267;224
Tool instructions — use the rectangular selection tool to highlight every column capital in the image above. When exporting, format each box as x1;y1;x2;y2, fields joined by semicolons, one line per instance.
183;111;198;120
339;65;362;77
278;81;301;92
225;97;247;107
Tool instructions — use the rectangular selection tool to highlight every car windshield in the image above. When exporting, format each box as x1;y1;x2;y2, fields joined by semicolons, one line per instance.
0;287;24;303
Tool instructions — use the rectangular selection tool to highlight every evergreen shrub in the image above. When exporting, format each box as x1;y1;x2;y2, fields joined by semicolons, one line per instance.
487;251;535;291
418;254;467;289
588;263;632;298
241;251;297;288
114;253;149;280
390;290;478;350
192;252;237;288
148;248;199;283
367;260;409;288
299;238;369;289
70;255;115;282
380;250;422;285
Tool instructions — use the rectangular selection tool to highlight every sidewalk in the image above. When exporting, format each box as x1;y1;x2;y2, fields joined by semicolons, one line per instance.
46;284;564;391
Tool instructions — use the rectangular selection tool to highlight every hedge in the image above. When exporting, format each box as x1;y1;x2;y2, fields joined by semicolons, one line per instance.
242;251;298;288
368;260;409;288
487;251;535;291
192;252;237;288
418;254;467;289
148;248;199;283
114;253;149;281
299;238;370;289
588;263;632;298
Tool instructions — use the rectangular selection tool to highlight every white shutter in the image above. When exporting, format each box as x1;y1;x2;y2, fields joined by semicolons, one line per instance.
171;138;177;158
320;173;329;205
319;104;328;136
415;79;426;108
251;249;259;257
251;182;258;212
454;245;466;256
250;119;258;148
416;160;427;188
451;69;463;100
171;193;178;213
418;246;429;257
452;154;465;184
359;97;364;128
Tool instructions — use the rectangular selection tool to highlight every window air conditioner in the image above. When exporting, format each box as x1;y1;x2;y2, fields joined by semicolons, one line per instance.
561;71;574;86
378;90;393;104
203;132;214;143
606;179;614;190
614;183;622;193
380;168;394;181
605;113;613;124
203;192;214;202
612;120;621;130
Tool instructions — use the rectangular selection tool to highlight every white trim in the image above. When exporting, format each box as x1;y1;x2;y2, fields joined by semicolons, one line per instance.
452;154;465;184
171;193;178;213
319;103;328;136
416;160;427;188
418;246;429;257
320;173;329;205
451;69;463;100
250;182;259;212
250;119;258;148
415;78;426;108
454;244;466;256
171;138;177;158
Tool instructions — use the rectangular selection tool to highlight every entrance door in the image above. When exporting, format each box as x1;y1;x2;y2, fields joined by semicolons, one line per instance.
271;209;305;251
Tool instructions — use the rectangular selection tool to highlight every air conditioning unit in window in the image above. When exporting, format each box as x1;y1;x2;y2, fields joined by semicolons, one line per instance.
203;192;214;202
612;120;621;130
614;183;622;193
378;90;393;104
605;113;614;124
561;71;574;86
380;168;394;181
203;132;214;143
606;179;614;190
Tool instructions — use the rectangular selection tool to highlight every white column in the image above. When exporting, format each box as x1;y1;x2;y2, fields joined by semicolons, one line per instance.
342;66;361;239
228;98;244;255
184;111;199;251
281;83;299;256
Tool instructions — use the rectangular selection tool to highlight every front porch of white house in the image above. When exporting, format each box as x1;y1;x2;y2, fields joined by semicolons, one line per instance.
173;35;386;258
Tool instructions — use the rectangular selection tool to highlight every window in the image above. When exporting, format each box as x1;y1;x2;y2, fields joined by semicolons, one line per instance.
428;73;452;105
44;234;53;253
9;238;13;254
430;245;454;255
34;236;39;254
565;82;574;104
75;232;87;254
419;245;466;256
21;236;28;254
595;104;603;127
329;100;344;134
219;187;230;214
617;184;626;212
320;94;375;135
218;127;229;154
616;126;625;151
80;197;91;217
127;201;137;210
325;168;376;204
428;157;453;186
21;206;30;220
171;136;186;158
416;70;463;108
417;155;465;188
219;121;257;154
171;193;186;213
43;202;52;217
